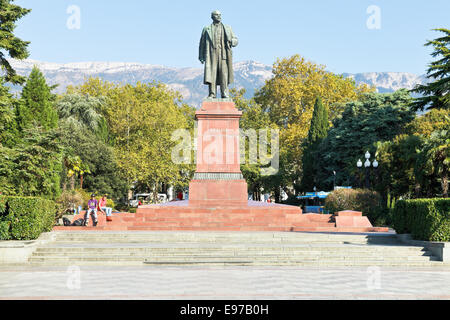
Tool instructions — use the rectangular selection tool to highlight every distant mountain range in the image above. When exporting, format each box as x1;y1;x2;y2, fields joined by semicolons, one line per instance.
9;59;427;107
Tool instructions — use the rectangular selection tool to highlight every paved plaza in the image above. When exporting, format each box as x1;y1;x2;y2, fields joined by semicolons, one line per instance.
0;265;449;300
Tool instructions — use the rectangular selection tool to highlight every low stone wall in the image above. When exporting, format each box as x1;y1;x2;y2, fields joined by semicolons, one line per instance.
397;234;450;262
0;232;55;264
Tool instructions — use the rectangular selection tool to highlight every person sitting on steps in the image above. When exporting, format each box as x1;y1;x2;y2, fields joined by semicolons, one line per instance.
99;194;113;222
85;193;99;227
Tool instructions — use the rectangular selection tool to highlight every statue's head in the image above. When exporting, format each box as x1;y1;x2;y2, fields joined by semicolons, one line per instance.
211;10;222;23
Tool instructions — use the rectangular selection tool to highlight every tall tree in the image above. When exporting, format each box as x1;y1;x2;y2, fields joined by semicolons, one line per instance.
0;0;31;84
300;97;329;192
254;55;374;195
233;88;278;200
316;90;415;191
58;122;127;198
411;28;450;112
10;127;62;199
103;81;194;201
16;66;58;131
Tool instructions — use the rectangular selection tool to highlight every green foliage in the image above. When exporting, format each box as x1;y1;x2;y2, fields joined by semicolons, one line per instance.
376;110;450;200
0;195;56;240
415;130;449;197
55;189;84;219
233;88;279;199
0;0;31;84
316;90;415;190
0;146;16;195
300;97;329;192
58;123;128;199
0;127;62;199
56;93;105;133
306;97;329;145
0;78;19;147
406;109;450;137
16;66;58;131
253;55;374;198
72;80;196;201
375;135;424;201
324;188;382;220
393;198;450;242
411;29;450;112
10;127;62;199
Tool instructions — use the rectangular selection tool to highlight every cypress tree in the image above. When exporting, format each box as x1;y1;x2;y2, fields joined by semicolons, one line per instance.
16;66;58;131
300;97;329;192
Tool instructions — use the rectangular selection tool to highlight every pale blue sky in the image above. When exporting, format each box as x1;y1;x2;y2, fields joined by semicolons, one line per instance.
14;0;450;74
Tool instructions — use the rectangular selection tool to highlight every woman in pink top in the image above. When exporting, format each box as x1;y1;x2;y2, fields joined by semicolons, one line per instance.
99;195;113;222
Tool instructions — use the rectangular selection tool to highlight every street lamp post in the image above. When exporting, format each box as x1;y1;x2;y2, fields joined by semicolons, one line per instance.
357;151;379;189
357;159;363;188
333;171;336;191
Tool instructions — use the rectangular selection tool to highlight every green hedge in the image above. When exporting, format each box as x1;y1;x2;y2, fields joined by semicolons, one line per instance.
393;198;450;242
0;196;56;240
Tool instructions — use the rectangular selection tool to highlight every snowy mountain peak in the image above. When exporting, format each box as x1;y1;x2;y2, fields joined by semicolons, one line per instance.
9;59;426;106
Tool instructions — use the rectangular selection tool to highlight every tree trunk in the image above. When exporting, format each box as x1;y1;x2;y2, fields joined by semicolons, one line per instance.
442;173;448;198
80;175;84;189
274;187;280;203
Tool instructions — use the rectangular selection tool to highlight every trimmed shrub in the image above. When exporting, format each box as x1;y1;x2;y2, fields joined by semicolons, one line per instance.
393;198;450;242
56;190;84;219
325;188;382;214
0;196;56;240
324;188;386;225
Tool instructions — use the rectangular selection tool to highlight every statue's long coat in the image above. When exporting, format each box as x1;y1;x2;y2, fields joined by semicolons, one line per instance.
199;24;238;85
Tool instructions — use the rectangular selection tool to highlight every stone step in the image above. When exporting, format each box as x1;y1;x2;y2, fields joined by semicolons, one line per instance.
51;238;399;246
28;255;444;267
52;233;399;241
54;226;389;232
28;231;441;267
31;252;434;261
29;254;435;262
35;244;428;254
51;233;399;244
31;244;432;252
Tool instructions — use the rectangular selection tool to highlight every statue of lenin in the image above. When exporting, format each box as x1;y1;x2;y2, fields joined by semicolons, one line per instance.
199;10;238;99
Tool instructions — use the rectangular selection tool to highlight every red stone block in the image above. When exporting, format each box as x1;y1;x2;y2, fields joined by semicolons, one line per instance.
335;211;363;217
335;216;373;228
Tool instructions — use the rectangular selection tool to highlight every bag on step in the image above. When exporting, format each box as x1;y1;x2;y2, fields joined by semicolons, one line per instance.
72;218;85;226
63;217;72;226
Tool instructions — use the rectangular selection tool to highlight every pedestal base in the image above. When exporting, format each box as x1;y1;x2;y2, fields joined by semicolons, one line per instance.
189;179;248;207
53;203;389;233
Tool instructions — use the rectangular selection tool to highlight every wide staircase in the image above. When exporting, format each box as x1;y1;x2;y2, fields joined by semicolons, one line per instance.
28;231;446;267
54;207;387;233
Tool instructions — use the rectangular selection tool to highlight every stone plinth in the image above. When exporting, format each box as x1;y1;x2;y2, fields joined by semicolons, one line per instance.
334;211;375;228
189;100;247;206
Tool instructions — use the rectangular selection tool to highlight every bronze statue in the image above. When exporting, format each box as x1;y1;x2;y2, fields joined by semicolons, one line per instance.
199;10;238;99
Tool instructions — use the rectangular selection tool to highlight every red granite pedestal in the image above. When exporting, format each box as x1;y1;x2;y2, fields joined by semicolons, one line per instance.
54;100;388;233
188;100;248;207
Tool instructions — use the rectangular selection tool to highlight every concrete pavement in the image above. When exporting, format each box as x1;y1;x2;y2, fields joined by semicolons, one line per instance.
0;265;449;300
